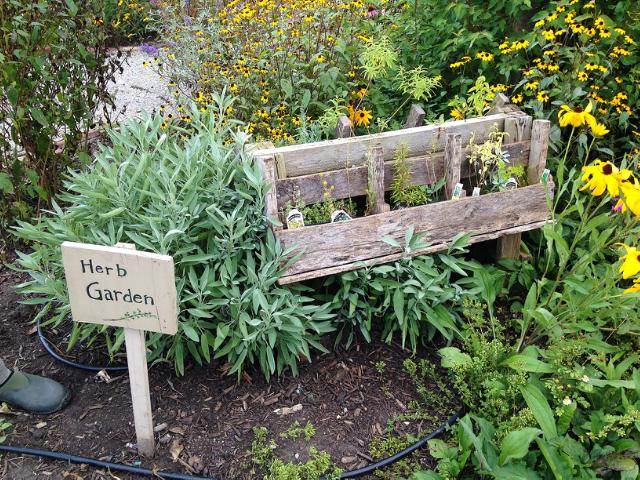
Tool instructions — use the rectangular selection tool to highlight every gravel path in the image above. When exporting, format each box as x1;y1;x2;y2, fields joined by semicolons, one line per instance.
105;46;171;123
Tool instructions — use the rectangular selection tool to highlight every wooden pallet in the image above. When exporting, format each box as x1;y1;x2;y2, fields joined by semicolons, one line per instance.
250;99;552;285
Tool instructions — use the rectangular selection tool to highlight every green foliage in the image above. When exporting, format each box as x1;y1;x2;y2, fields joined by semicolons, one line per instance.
0;419;10;444
103;0;155;43
369;433;420;479
11;106;335;379
251;427;342;480
326;230;473;350
280;421;316;441
390;143;432;208
0;0;124;228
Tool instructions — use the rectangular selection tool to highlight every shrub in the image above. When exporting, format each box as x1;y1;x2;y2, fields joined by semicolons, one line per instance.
0;0;124;230
12;103;335;379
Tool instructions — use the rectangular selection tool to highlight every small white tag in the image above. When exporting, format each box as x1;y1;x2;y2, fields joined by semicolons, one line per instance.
331;210;352;223
472;187;481;197
286;209;305;229
505;177;518;190
541;169;550;182
452;183;464;200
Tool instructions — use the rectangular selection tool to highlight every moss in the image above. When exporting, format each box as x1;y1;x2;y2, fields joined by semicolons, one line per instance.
369;434;421;479
251;426;342;480
280;421;316;441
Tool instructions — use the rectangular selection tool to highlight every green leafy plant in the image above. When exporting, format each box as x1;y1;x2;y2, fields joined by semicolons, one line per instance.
12;104;335;379
0;0;125;228
327;229;473;350
390;143;432;208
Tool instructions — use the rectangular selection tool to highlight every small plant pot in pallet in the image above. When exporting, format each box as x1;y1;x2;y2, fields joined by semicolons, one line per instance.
250;98;553;285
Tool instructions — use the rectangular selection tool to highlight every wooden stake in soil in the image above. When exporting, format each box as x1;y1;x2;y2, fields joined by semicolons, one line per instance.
61;241;178;458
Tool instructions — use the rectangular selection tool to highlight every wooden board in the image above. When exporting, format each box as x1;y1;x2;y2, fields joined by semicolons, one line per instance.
275;182;553;282
274;141;531;206
252;112;527;177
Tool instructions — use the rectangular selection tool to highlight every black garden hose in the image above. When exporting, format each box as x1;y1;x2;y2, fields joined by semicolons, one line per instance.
0;410;463;479
335;408;463;479
37;318;128;373
32;319;464;478
0;444;216;479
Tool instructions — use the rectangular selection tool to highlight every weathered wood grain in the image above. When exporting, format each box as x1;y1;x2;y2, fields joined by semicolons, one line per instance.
251;112;526;177
404;104;426;128
444;133;463;199
336;116;353;138
274;141;531;206
278;220;550;284
496;114;533;259
257;155;282;230
528;119;551;185
275;182;553;279
368;146;389;214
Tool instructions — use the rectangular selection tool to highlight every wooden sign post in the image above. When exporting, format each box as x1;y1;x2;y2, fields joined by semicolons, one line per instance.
61;241;178;457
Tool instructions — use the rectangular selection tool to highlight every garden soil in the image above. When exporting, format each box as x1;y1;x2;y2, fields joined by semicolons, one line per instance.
0;250;457;480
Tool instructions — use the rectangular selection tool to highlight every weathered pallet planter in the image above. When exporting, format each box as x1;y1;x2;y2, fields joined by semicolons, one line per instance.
250;98;553;285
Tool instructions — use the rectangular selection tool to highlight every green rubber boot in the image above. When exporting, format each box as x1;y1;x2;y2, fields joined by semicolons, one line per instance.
0;369;71;414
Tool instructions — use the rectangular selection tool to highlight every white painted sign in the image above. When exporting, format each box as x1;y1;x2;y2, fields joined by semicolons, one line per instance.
61;242;177;335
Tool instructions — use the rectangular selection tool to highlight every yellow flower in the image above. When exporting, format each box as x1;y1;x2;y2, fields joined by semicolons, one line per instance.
450;107;464;120
590;123;609;137
580;160;620;197
354;108;372;127
577;71;588;81
537;91;549;102
229;83;238;92
558;102;596;128
624;278;640;294
476;51;494;62
617;244;640;279
617;182;640;216
511;93;523;104
316;54;326;63
525;81;539;90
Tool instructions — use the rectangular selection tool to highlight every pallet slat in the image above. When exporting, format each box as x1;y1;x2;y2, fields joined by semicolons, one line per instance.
274;182;553;281
252;112;527;177
274;141;531;206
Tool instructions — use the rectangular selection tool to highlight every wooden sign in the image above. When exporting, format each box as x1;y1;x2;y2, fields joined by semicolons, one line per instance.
61;242;177;335
61;241;179;458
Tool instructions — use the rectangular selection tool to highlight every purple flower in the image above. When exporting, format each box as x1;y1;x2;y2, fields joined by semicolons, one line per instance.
140;43;159;55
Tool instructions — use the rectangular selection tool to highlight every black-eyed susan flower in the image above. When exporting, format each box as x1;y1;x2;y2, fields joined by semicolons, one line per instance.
354;108;372;127
537;91;549;102
624;279;640;294
577;71;588;81
580;160;620;197
558;102;596;128
617;244;640;279
476;51;494;62
590;123;609;137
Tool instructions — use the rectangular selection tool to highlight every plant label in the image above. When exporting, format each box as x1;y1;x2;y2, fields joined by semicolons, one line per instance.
541;168;551;182
61;242;177;334
452;183;464;200
472;187;481;197
286;208;305;229
505;177;518;190
331;209;352;223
